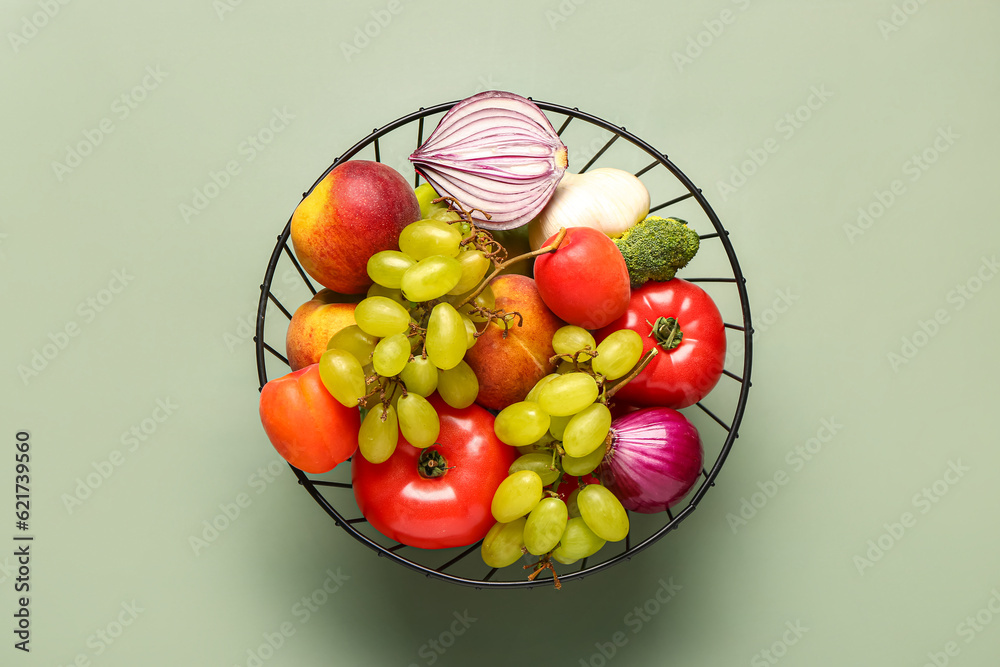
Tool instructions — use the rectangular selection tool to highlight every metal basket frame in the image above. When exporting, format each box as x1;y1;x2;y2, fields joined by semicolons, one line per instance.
254;99;753;588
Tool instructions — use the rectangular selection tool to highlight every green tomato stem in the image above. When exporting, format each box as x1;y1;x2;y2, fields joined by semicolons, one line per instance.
417;447;450;479
648;316;683;350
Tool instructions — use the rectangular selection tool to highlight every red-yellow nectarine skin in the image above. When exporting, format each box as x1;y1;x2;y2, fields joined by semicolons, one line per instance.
258;364;360;474
285;289;361;371
291;160;420;294
465;275;564;410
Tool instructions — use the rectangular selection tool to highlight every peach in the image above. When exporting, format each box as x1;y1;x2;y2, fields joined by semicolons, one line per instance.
291;160;420;294
464;275;565;410
285;289;361;371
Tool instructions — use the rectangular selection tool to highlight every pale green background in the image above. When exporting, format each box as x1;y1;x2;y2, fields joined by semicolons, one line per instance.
3;1;999;665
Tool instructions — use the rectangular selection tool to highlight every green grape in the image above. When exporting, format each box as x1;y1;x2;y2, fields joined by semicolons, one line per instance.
462;316;477;350
425;303;466;370
524;498;569;556
399;357;438;397
454;285;495;322
562;403;612;457
566;488;582;518
386;381;404;411
561;443;606;476
555;360;576;375
354;296;411;337
318;348;366;407
592;329;644;380
396;393;440;448
516;433;556;456
548;414;571;440
327;325;378;366
414;183;444;218
508;452;560;486
551;517;605;563
399;219;462;260
366;250;416;289
494;401;550;447
448;249;491;295
537;373;599;417
400;255;463;302
552;325;596;362
372;333;410;377
366;283;409;307
450;219;473;239
491;470;543;523
525;373;559;403
577;484;629;542
430;209;461;223
436;360;478;408
358;403;398;464
481;518;526;568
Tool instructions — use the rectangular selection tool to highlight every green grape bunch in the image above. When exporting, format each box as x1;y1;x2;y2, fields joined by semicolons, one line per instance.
479;324;661;587
318;196;567;466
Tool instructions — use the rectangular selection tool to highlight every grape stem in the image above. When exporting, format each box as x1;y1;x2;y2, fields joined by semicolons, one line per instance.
604;348;659;400
548;347;599;374
454;227;568;309
524;556;562;590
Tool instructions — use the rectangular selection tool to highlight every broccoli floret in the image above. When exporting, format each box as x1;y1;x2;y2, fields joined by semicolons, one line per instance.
613;215;699;286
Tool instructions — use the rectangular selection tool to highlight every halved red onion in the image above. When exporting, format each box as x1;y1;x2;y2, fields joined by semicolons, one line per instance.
410;91;568;230
597;407;703;514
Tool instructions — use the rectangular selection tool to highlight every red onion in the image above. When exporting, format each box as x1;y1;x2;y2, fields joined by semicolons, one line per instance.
597;407;703;514
409;91;568;230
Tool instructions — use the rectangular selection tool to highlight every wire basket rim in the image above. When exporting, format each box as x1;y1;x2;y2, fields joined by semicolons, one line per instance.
254;97;753;588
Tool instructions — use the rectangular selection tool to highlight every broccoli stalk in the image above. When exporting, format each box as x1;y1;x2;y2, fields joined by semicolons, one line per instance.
612;215;699;286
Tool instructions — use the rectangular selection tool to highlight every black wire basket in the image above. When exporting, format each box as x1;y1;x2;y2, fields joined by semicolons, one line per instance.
254;99;753;588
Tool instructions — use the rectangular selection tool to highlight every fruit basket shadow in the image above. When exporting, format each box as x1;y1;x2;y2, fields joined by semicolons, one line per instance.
254;99;753;588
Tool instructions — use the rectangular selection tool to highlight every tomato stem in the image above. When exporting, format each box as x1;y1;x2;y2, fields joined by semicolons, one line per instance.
417;447;450;478
647;317;683;351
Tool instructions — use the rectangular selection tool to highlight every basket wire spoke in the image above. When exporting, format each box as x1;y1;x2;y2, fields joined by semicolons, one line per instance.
255;100;753;588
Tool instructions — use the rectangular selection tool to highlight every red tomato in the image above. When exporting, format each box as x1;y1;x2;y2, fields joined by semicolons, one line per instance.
533;227;631;330
352;396;518;549
258;364;360;474
596;278;725;408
